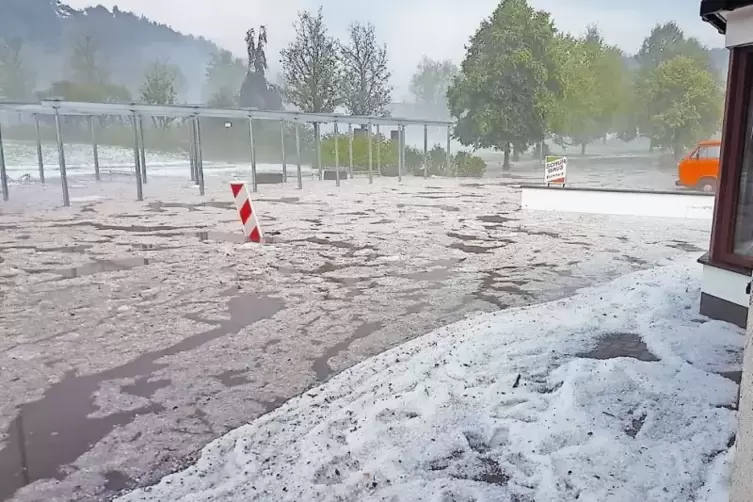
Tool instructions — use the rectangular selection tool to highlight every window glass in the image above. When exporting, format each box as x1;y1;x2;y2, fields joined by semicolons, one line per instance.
733;84;753;256
699;145;721;159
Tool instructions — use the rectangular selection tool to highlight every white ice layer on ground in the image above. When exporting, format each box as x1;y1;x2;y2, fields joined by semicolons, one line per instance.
2;140;316;180
117;259;744;502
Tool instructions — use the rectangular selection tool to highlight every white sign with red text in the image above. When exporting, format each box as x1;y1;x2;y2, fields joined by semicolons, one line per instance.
545;156;567;184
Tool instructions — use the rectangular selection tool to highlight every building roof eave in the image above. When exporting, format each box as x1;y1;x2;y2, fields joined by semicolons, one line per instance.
700;0;753;33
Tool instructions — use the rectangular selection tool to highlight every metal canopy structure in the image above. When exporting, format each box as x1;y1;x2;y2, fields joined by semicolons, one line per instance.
0;100;453;127
0;99;455;207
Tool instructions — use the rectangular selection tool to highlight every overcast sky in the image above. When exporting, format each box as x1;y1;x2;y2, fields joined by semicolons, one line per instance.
65;0;725;99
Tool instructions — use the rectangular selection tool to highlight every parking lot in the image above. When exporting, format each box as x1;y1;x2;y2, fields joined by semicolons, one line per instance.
0;172;709;501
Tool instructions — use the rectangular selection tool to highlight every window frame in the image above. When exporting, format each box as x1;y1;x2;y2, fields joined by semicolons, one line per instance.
701;144;722;159
710;45;753;272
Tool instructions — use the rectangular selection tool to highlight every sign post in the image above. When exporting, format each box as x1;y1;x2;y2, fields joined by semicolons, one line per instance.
545;155;567;186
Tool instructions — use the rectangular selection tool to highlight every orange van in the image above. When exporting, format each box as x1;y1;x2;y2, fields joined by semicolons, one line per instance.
676;139;721;192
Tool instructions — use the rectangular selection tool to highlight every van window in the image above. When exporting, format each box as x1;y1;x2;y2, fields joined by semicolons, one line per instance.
698;145;721;159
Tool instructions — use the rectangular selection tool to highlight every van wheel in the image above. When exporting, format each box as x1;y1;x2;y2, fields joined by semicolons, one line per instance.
698;178;717;193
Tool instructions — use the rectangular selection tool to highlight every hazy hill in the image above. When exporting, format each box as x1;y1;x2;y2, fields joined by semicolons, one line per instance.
0;0;222;101
1;1;732;106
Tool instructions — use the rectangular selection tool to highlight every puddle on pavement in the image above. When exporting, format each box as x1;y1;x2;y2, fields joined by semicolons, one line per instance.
312;321;384;382
529;262;574;277
519;228;560;239
473;270;530;309
62;222;195;233
396;203;460;212
625;413;647;438
447;232;482;241
303;237;376;257
305;236;356;249
620;255;649;266
474;293;510;309
0;244;93;254
405;301;430;315
195;231;251;244
215;369;252;388
122;378;172;399
129;244;179;252
718;370;742;384
220;286;242;297
315;262;356;274
477;215;513;224
103;470;138;493
578;333;659;362
0;293;284;501
41;244;94;253
450;243;506;254
148;201;235;212
402;259;458;282
667;240;703;252
56;257;149;279
416;194;458;200
255;197;303;205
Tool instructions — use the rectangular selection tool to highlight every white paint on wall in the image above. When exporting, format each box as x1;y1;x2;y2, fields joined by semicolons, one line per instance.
520;187;715;220
702;263;751;307
726;5;753;48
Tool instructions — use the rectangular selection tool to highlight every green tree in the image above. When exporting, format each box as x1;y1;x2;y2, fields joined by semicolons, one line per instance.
550;26;630;154
630;22;713;147
340;22;392;116
41;80;131;103
207;87;238;108
636;22;711;70
203;49;246;106
140;59;183;104
140;59;184;128
447;0;561;168
613;68;641;142
68;33;108;86
0;37;35;99
642;55;722;159
280;8;342;113
410;57;457;117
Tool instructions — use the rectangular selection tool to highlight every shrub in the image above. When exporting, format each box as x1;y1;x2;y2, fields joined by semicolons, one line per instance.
317;135;486;177
428;144;449;175
453;151;487;178
320;133;397;170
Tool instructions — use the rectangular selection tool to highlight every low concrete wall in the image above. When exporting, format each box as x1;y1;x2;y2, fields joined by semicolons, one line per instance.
699;255;750;328
520;185;715;220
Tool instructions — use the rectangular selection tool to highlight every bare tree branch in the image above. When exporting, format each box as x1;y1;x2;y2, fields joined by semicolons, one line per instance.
341;22;392;116
280;8;342;113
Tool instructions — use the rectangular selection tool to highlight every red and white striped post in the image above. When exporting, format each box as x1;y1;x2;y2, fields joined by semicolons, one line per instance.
230;181;263;243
